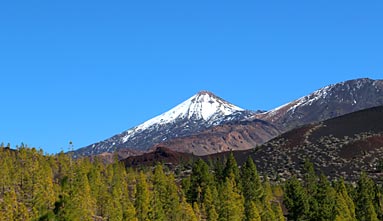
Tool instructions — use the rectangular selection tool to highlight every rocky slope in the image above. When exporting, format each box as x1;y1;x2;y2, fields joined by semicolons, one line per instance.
122;106;383;182
150;119;279;155
226;105;383;182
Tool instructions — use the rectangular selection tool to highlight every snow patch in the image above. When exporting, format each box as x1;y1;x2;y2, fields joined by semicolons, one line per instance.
261;85;334;117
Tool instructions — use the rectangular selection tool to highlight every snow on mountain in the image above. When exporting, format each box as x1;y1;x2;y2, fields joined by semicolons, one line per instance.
256;78;383;132
73;91;252;157
260;84;333;118
121;91;244;142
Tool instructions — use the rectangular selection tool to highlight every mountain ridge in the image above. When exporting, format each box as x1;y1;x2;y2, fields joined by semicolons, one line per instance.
256;78;383;132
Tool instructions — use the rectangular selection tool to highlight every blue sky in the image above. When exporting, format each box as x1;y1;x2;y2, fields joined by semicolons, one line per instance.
1;1;382;153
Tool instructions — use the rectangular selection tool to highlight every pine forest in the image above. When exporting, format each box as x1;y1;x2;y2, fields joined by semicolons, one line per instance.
1;145;383;221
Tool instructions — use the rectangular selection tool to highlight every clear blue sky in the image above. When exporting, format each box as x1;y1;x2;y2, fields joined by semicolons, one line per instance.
1;1;382;153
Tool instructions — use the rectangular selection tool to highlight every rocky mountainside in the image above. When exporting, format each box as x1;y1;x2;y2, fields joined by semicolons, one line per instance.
225;105;383;182
150;119;279;155
256;78;383;132
123;106;383;181
73;91;255;157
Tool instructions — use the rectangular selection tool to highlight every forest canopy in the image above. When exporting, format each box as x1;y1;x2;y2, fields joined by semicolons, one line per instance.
0;146;382;221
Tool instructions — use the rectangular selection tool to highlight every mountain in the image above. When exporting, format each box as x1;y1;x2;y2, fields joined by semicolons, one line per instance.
256;78;383;132
123;106;383;181
129;78;383;156
149;119;279;155
73;91;255;157
75;78;383;158
223;105;383;182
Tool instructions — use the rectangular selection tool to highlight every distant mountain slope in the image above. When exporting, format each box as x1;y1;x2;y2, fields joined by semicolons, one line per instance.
228;105;383;181
150;119;279;155
74;91;255;157
256;78;383;132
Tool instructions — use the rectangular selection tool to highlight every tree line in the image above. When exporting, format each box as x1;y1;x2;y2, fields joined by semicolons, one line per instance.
0;146;383;220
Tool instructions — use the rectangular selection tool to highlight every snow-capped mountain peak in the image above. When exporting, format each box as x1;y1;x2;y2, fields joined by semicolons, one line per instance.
163;90;244;122
122;91;244;141
74;91;251;157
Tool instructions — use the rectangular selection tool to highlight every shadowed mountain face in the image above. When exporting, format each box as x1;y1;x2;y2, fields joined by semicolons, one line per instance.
256;78;383;132
224;105;383;181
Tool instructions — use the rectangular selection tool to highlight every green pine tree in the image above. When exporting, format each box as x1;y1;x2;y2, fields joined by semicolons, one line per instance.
135;172;151;221
334;178;356;221
313;174;336;220
241;157;264;218
284;176;309;220
203;186;219;221
355;172;379;221
218;177;244;221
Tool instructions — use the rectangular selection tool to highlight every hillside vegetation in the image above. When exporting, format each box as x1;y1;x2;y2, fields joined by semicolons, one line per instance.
1;146;383;220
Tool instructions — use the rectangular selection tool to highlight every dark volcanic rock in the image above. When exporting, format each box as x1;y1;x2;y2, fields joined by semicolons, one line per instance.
229;105;383;182
121;146;196;167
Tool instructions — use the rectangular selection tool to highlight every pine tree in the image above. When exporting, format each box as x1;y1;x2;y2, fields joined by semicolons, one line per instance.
64;164;96;221
0;186;18;220
203;186;218;221
272;202;285;221
284;176;309;220
355;172;379;221
374;188;383;220
0;149;12;196
88;157;107;217
246;201;261;221
150;165;167;221
106;163;127;221
241;157;264;221
193;202;202;221
222;152;240;186
303;159;318;219
187;159;213;205
165;173;182;221
260;178;277;221
31;151;56;219
179;195;198;221
219;177;244;221
313;174;336;220
135;172;151;221
334;178;356;221
213;158;225;184
124;198;138;221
